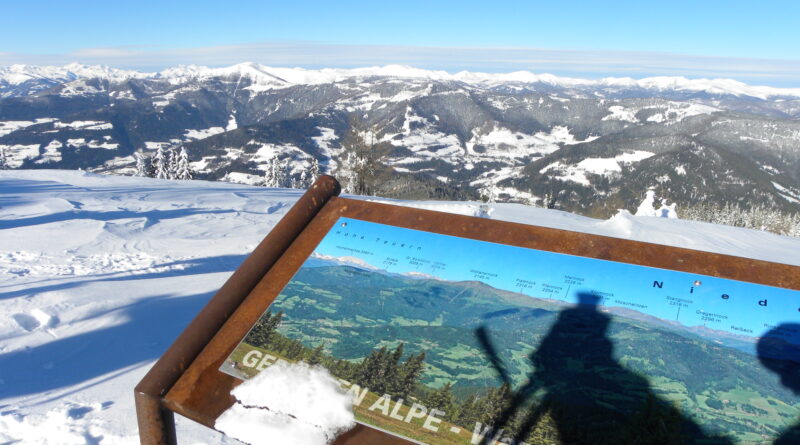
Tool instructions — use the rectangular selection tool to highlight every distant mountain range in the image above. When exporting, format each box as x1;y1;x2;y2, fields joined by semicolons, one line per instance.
1;62;799;217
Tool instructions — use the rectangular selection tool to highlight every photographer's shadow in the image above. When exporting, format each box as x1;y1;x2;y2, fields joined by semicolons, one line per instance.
758;324;800;445
478;292;732;445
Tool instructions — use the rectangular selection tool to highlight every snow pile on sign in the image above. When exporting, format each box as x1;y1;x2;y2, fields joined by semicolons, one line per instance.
1;169;799;444
216;361;355;445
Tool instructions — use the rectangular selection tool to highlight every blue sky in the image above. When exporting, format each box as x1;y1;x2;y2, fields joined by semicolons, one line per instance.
3;0;800;85
306;218;800;347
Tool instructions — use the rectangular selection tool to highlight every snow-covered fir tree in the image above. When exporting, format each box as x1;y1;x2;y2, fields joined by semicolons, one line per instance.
277;159;288;188
300;170;309;188
0;146;8;170
542;192;558;209
682;202;800;237
310;158;321;181
476;180;497;218
263;157;288;188
134;152;148;177
336;119;381;195
166;147;178;180
479;182;498;204
336;152;357;194
790;216;800;238
153;146;169;179
263;158;276;187
174;147;192;180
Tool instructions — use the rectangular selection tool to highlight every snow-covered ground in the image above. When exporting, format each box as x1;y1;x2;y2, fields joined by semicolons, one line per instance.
1;170;798;444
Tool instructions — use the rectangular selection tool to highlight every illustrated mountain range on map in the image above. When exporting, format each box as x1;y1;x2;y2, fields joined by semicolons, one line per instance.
304;254;790;356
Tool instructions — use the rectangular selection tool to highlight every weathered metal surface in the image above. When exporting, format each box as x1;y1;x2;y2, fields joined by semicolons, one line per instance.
134;175;341;445
160;196;800;444
134;393;177;445
332;424;418;445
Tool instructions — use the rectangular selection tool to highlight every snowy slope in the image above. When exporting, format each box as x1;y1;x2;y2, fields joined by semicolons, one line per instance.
1;170;799;444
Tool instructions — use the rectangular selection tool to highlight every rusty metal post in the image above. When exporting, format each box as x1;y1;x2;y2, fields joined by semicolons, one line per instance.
135;176;340;445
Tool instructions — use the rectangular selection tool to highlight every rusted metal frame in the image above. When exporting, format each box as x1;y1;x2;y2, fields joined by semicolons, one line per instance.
134;176;341;445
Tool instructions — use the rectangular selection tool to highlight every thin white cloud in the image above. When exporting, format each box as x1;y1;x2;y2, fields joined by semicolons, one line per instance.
69;46;145;58
1;41;799;87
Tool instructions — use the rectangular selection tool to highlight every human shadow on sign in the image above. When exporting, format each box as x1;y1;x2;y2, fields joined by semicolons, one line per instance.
475;292;733;445
758;324;800;445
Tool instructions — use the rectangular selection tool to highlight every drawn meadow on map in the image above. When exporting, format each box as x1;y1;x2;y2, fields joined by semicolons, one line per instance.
222;217;800;445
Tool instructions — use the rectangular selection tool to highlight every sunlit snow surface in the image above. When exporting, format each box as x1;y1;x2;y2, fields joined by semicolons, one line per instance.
0;170;799;444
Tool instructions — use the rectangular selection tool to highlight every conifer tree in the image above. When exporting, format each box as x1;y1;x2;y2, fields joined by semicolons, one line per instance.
384;344;405;395
263;158;276;187
275;159;287;188
456;394;484;427
134;152;148;177
167;147;178;179
310;157;321;181
307;343;325;366
682;201;800;238
0;146;8;170
263;157;288;188
300;170;309;188
264;158;288;188
370;346;391;391
480;181;498;204
352;346;392;394
337;152;357;194
175;147;193;180
243;311;283;348
481;383;513;426
286;340;305;360
153;146;168;179
337;118;381;195
425;382;455;420
397;351;426;400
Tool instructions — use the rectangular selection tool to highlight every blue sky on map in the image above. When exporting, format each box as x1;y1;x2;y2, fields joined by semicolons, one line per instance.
3;0;800;86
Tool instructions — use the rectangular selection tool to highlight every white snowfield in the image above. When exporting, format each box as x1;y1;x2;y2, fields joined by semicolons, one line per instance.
0;170;798;444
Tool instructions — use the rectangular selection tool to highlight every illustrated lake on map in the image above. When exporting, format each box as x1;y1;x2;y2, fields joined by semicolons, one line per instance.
222;217;800;445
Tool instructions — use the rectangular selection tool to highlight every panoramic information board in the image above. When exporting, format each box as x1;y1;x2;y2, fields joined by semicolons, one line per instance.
222;216;800;445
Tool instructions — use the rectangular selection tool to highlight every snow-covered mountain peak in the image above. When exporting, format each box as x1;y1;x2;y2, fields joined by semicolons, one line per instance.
206;62;288;83
0;63;148;85
4;62;800;99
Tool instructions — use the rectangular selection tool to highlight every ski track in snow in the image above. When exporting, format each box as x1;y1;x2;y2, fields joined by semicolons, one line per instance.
1;169;799;444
